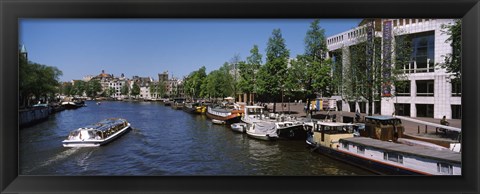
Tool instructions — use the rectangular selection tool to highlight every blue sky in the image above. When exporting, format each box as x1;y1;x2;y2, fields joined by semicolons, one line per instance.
20;19;362;82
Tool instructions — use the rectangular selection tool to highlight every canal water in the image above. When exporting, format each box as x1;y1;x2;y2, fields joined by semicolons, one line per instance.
20;101;373;176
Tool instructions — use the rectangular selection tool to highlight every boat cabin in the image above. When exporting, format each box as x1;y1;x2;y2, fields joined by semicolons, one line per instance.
362;116;404;142
312;122;355;149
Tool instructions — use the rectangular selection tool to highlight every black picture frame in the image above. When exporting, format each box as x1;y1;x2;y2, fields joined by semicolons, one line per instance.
1;0;479;193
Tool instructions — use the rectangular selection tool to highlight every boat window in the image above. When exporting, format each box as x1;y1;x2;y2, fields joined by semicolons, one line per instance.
383;152;403;164
437;163;453;175
342;142;349;150
357;146;365;154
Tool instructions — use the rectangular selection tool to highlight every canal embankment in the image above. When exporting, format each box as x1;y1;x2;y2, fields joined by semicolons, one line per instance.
265;102;461;137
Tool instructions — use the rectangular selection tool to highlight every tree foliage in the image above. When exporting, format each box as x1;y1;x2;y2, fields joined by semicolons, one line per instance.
19;54;62;107
85;79;102;98
439;19;461;83
257;29;290;113
121;84;130;97
183;66;207;100
130;82;141;97
237;45;262;101
150;80;167;99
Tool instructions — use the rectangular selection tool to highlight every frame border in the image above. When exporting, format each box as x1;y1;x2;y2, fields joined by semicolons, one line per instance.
1;0;479;193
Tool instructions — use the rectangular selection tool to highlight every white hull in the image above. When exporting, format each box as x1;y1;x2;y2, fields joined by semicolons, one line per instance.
62;123;131;147
231;123;247;133
246;131;276;141
212;119;226;125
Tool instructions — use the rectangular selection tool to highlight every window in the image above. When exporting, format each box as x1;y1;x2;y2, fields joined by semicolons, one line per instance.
451;79;461;96
395;81;411;96
410;32;435;73
437;163;453;175
342;142;349;150
359;102;366;113
383;152;403;164
416;80;434;96
394;103;411;116
452;105;462;119
357;146;365;154
416;104;434;118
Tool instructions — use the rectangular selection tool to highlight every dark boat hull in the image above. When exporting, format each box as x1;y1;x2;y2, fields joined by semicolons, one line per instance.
277;125;307;140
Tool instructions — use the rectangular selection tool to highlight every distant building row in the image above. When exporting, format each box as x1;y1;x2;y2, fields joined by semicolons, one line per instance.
72;70;185;100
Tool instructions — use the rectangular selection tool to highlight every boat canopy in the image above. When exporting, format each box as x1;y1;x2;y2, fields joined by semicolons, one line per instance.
81;118;127;132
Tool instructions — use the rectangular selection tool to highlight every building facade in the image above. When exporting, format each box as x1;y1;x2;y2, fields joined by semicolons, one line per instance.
326;19;461;119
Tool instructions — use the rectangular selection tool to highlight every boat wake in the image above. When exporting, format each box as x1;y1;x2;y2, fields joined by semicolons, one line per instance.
25;147;81;174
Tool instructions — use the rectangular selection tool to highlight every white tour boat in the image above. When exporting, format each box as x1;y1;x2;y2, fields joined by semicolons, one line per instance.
62;118;131;147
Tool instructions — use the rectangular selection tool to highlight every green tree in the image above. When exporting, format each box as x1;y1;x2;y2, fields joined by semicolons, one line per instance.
72;80;86;97
257;29;290;113
342;25;411;115
19;53;63;107
238;45;262;103
303;19;331;114
183;66;207;100
121;84;130;98
107;87;116;97
61;82;74;96
131;83;141;98
85;79;102;98
439;19;461;83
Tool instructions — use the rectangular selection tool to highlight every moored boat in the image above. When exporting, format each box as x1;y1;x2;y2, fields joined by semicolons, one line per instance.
206;103;243;125
62;118;131;147
242;105;305;139
182;102;197;113
306;121;461;175
230;123;247;133
171;98;186;110
61;98;85;109
212;119;226;125
246;121;278;140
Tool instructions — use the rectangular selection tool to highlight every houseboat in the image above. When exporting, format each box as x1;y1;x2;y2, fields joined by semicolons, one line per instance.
62;118;131;147
61;98;85;109
206;103;244;124
306;121;461;175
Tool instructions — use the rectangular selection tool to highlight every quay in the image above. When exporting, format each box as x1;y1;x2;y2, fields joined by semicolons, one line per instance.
19;107;52;127
19;103;66;128
264;102;461;137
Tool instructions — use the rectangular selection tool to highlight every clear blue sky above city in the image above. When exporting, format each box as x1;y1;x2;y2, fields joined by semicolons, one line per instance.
20;19;362;82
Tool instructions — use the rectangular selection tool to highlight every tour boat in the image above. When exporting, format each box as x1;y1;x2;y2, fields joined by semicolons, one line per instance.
306;121;461;175
62;118;131;147
230;123;247;133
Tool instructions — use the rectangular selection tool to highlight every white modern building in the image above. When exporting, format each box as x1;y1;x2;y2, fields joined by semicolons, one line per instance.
326;19;461;119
